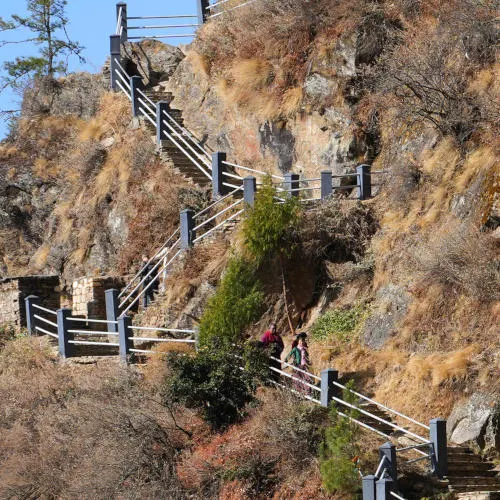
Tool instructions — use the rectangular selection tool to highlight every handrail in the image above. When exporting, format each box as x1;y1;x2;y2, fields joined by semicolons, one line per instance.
207;0;232;9
129;326;195;333
129;34;196;40
162;110;212;167
67;329;117;336
32;304;57;316
129;336;196;343
210;0;258;18
139;106;157;127
390;492;407;500
269;379;322;404
121;248;182;315
192;208;244;243
128;24;200;30
116;6;123;35
163;111;212;165
222;160;284;180
119;245;171;308
35;326;58;338
331;396;430;444
116;80;132;100
333;381;430;431
67;317;118;325
269;355;321;381
119;228;179;299
193;185;243;220
68;340;119;347
161;121;212;179
193;198;243;232
34;314;58;328
375;456;388;478
269;365;321;392
127;15;198;20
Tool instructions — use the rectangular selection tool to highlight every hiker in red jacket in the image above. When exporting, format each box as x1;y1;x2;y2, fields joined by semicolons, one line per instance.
261;323;284;380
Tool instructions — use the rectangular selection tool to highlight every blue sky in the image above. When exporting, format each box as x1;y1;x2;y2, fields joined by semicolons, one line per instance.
0;0;200;139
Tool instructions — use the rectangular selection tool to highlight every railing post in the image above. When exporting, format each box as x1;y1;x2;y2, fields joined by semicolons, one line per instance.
109;34;121;91
57;308;73;358
430;418;448;478
130;75;143;118
379;442;397;485
284;173;300;197
320;368;339;407
25;295;40;335
196;0;210;24
116;2;127;43
156;101;169;144
212;152;228;199
321;170;333;200
118;315;132;362
375;477;394;500
357;164;372;200
105;289;119;333
243;176;257;206
180;209;195;249
362;475;376;500
194;327;200;352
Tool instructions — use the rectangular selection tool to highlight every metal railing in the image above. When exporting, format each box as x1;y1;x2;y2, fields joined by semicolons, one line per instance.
127;325;197;355
32;303;58;339
208;0;259;19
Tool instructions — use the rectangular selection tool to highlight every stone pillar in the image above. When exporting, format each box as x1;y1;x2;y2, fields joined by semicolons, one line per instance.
379;442;398;484
180;209;196;249
320;368;339;408
156;101;170;144
105;289;119;333
362;475;376;500
321;170;333;200
109;34;121;91
357;164;372;200
212;152;228;198
284;173;300;197
196;0;210;24
116;2;128;43
130;75;143;118
118;315;133;362
57;308;73;358
25;295;40;335
430;418;448;478
375;478;394;500
243;176;257;206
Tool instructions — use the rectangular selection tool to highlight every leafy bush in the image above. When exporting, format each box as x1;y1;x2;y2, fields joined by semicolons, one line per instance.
242;177;300;264
164;341;269;430
310;305;365;342
198;256;264;346
319;382;361;494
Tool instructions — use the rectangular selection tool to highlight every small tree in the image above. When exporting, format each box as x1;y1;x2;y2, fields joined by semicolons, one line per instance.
242;176;301;333
198;256;264;346
164;341;269;430
319;382;361;494
1;0;84;92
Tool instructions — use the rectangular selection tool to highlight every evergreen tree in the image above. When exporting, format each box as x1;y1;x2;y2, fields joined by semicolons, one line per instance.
1;0;84;91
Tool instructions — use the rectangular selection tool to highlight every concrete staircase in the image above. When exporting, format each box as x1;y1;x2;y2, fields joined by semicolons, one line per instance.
440;447;500;495
141;88;212;187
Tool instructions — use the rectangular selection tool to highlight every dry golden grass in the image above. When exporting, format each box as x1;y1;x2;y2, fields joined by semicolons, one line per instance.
29;245;51;272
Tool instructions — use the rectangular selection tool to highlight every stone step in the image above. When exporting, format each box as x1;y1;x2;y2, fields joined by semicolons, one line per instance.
448;461;496;469
448;470;499;478
451;486;500;493
448;478;500;486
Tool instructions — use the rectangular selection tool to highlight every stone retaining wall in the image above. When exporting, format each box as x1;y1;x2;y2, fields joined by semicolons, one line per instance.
0;275;60;330
72;276;125;319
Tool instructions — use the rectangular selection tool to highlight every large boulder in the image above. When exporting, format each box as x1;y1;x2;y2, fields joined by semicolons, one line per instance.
447;392;499;455
122;40;185;86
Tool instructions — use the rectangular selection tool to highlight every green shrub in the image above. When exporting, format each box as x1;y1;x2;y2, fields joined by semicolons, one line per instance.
242;176;300;263
310;305;365;342
198;256;264;346
319;382;361;494
163;341;269;430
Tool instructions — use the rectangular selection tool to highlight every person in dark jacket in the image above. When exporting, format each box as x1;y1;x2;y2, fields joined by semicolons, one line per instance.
261;323;284;380
140;255;159;308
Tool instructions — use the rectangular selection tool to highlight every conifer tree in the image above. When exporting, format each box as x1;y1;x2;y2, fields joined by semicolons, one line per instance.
1;0;84;91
